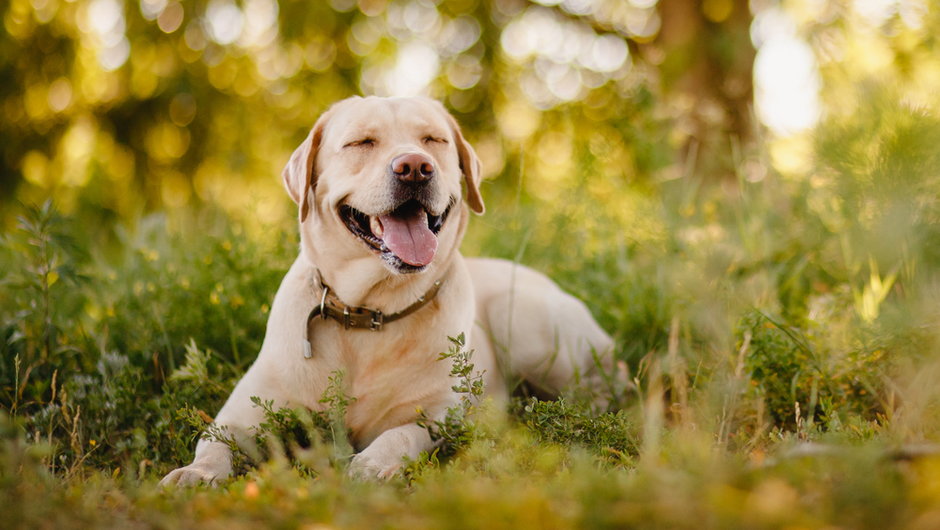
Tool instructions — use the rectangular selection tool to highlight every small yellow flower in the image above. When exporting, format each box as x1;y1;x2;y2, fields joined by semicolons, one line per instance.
210;292;220;305
222;240;232;251
230;295;245;308
89;439;97;447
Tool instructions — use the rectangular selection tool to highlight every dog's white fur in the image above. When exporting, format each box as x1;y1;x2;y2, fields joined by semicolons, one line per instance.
160;96;613;484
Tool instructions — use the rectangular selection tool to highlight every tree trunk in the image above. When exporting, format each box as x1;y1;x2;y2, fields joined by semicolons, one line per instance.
650;0;755;180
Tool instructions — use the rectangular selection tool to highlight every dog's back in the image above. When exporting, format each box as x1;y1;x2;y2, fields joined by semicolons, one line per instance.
466;257;615;403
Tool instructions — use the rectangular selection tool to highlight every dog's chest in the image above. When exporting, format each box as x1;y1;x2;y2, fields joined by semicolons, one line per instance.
308;326;455;446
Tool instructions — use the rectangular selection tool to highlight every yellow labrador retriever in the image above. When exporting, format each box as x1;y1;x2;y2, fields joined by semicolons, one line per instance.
160;96;613;484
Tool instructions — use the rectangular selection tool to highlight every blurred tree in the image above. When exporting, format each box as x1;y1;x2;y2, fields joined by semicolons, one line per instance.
0;0;675;229
651;0;755;180
528;0;756;180
0;0;363;229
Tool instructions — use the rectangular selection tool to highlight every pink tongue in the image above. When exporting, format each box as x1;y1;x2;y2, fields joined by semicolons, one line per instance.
379;209;438;267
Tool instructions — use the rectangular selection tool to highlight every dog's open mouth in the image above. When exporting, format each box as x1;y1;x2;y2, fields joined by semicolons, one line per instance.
340;199;451;272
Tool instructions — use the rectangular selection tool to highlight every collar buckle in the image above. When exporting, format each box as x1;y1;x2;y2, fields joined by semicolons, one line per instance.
370;311;384;331
319;285;329;320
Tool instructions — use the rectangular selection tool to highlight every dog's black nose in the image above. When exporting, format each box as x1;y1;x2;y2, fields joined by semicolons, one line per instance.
390;153;435;183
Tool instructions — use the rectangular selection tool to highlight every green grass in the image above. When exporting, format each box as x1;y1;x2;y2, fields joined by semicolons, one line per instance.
3;97;940;528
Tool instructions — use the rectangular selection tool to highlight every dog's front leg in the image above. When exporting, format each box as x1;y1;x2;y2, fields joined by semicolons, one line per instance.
348;423;435;479
160;369;271;486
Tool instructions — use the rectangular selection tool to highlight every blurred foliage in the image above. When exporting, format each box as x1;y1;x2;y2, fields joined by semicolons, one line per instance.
0;0;680;231
3;0;940;527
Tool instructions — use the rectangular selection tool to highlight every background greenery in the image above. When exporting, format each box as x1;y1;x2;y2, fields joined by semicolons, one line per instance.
3;0;940;528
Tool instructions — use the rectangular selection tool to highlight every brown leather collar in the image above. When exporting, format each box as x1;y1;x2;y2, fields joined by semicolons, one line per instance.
303;275;444;358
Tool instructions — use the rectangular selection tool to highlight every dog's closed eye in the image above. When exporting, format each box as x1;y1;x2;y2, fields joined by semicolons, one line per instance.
344;138;376;148
422;136;447;145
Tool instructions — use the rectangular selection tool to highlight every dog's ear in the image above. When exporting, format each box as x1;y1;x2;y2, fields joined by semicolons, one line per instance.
282;115;327;222
441;108;485;215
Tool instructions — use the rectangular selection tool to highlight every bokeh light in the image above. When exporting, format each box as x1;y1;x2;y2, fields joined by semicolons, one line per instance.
752;8;821;136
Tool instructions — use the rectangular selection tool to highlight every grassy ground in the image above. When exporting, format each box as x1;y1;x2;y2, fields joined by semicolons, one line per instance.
3;97;940;528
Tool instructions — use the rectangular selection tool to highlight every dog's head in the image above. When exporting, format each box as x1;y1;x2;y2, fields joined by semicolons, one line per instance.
282;96;484;275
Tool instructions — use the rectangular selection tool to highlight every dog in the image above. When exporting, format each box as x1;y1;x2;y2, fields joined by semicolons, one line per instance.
160;96;614;484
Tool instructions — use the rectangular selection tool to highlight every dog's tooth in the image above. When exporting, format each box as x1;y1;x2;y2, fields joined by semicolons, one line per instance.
370;216;384;238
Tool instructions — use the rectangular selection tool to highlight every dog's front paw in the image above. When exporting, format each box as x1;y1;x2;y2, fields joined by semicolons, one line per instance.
159;463;231;487
348;451;403;480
